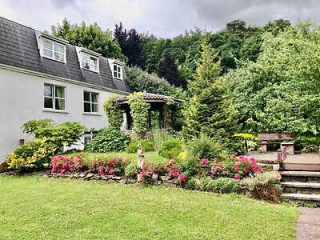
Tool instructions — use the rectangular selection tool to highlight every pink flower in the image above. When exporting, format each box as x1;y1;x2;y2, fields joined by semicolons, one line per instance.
200;158;209;166
234;174;241;180
178;173;187;183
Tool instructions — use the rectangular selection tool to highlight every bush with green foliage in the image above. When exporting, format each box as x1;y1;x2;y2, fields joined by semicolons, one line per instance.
241;172;281;202
195;177;241;194
6;139;56;170
103;96;123;129
126;140;154;153
159;138;182;159
125;163;140;177
127;92;150;138
187;135;228;161
22;120;87;153
86;128;129;152
125;66;186;100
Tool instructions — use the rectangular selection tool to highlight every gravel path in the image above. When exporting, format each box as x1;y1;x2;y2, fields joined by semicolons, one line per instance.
296;207;320;240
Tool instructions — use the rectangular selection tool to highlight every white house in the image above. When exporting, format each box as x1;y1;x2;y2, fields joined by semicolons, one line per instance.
0;17;129;162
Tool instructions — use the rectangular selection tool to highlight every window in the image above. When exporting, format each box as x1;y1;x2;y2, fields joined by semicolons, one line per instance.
81;53;99;72
84;91;99;113
83;131;97;145
44;84;65;110
43;39;65;62
113;64;123;80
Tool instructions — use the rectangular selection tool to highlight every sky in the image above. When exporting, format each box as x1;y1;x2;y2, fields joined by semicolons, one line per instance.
0;0;319;38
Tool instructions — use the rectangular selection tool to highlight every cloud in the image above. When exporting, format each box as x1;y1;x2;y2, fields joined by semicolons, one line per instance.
0;0;320;37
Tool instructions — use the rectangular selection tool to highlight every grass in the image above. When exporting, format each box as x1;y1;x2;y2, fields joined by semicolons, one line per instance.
65;151;169;165
0;176;298;239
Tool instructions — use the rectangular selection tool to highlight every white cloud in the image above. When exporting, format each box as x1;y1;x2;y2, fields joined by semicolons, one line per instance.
0;0;320;37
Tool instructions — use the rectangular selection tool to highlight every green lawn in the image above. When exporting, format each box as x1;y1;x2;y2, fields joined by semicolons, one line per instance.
0;176;298;240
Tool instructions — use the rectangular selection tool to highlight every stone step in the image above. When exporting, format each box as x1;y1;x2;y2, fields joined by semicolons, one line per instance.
281;193;320;202
280;171;320;183
282;163;320;171
281;182;320;194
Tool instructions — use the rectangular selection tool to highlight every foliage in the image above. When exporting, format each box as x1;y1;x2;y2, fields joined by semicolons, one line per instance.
228;23;320;135
51;155;86;174
182;42;238;140
125;66;186;99
187;135;228;161
241;172;282;202
103;96;123;129
86;128;129;152
159;139;182;159
51;18;123;59
125;163;140;177
127;92;150;138
6;139;56;170
22;119;53;137
114;22;145;67
195;177;241;194
93;158;127;176
211;155;263;179
126;140;154;153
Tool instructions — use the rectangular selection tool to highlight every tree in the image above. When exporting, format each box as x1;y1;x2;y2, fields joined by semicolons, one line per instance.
114;23;145;68
51;19;123;59
157;50;184;87
227;22;320;135
183;43;237;140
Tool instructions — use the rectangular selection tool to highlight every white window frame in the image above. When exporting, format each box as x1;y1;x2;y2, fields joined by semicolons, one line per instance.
83;91;99;113
44;84;66;111
42;38;66;63
81;52;99;73
113;64;123;80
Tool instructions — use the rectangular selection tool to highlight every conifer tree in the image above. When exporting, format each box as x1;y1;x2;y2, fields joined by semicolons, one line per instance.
182;43;237;140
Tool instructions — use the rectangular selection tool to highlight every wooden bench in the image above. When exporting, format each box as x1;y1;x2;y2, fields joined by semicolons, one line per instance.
258;133;294;154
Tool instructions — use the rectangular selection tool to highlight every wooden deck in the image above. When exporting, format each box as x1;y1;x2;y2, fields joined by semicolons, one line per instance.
248;151;320;171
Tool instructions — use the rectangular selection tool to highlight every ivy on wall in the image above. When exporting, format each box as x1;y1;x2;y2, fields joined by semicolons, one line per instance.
103;95;123;129
127;92;150;138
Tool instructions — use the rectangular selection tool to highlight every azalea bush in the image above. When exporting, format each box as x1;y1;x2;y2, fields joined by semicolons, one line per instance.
91;158;127;176
51;154;86;174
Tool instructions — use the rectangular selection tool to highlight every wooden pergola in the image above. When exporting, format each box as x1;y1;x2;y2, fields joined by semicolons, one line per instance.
115;93;183;131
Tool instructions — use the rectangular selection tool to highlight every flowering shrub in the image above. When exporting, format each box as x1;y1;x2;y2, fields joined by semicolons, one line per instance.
177;173;187;184
211;155;263;180
91;158;126;176
200;158;209;166
51;155;75;174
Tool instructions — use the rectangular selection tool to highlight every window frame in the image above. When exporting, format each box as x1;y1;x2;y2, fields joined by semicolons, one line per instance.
112;63;123;80
44;83;66;111
83;91;99;113
42;38;66;63
80;52;99;73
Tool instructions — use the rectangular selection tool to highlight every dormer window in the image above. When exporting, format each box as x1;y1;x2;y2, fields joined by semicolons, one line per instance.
42;38;66;63
113;64;123;80
81;53;99;72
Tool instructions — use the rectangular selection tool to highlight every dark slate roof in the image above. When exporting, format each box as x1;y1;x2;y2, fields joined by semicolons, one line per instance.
0;16;129;92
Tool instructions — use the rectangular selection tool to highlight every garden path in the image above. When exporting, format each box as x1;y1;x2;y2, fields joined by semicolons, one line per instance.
296;207;320;240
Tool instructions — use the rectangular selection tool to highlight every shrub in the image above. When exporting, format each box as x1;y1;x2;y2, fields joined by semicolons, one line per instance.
127;92;150;138
103;96;123;129
159;139;182;159
241;172;281;202
6;139;56;170
195;177;240;194
187;135;228;161
93;158;127;176
126;140;154;153
86;127;129;152
22;119;86;153
183;177;197;190
125;163;140;177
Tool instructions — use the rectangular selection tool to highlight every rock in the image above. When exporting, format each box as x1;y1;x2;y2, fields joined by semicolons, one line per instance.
84;173;94;180
119;179;127;184
152;173;159;181
160;176;170;181
111;176;122;181
101;175;109;181
93;175;101;180
79;173;85;178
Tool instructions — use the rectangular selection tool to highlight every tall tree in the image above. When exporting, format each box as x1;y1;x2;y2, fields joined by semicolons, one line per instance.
183;43;237;140
157;50;184;87
114;23;145;68
51;19;123;59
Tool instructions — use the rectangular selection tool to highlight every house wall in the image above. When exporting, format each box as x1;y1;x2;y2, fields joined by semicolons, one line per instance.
0;68;124;162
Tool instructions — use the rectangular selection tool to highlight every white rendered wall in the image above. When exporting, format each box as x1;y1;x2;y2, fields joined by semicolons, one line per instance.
0;68;123;162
